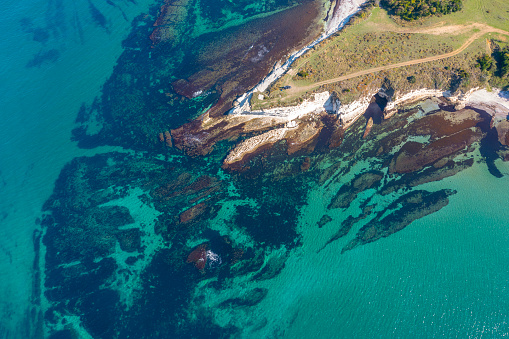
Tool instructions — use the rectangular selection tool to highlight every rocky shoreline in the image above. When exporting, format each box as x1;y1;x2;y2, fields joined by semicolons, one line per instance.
172;85;509;172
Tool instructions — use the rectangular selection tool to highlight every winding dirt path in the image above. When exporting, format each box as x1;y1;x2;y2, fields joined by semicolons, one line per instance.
287;24;509;95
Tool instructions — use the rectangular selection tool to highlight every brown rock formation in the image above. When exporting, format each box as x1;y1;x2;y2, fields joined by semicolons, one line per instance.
149;0;190;47
389;109;484;174
186;243;208;270
389;128;482;174
408;109;481;138
362;117;374;139
179;202;207;224
328;122;344;149
171;113;286;156
495;119;509;146
164;131;173;147
285;117;324;155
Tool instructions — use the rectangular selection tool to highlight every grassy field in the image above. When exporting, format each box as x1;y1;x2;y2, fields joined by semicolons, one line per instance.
421;0;509;31
250;0;509;110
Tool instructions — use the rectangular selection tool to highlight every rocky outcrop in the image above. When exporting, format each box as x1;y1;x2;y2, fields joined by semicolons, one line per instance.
171;113;287;156
495;119;509;146
149;0;190;47
328;171;384;210
342;189;455;253
186;244;208;270
362;117;373;139
285;117;324;155
221;112;343;171
223;128;287;169
389;109;484;174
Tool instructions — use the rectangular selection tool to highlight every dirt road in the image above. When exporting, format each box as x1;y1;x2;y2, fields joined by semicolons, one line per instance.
288;24;509;95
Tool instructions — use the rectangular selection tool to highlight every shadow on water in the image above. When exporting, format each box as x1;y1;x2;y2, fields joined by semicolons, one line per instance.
26;49;60;68
363;94;387;124
88;0;109;32
469;106;504;178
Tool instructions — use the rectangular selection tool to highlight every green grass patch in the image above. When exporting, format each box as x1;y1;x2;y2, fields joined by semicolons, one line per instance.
251;1;509;109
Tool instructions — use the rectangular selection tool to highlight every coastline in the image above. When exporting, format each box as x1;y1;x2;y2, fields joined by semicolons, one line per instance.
220;86;509;170
229;0;368;115
34;0;509;336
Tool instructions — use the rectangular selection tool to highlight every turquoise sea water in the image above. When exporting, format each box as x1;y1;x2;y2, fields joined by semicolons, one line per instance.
1;0;509;338
274;160;509;338
0;0;154;336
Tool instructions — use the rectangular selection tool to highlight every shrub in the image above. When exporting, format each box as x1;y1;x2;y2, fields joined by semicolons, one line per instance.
297;71;309;78
477;54;493;72
382;0;463;21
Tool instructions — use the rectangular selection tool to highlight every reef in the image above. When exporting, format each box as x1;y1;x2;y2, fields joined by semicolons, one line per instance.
40;145;310;337
41;87;509;336
70;0;327;151
342;189;455;253
38;0;509;335
149;0;191;47
328;171;384;209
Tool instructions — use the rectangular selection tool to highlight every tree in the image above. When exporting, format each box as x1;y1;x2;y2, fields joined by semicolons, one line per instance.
382;0;463;21
477;54;493;72
458;69;469;79
500;48;509;77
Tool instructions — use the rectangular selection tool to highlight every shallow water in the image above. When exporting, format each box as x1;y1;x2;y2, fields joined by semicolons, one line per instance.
0;0;159;336
2;0;509;338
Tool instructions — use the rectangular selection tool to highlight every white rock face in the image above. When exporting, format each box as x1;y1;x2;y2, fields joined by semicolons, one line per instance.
337;91;377;127
325;0;368;35
385;89;447;112
229;1;367;116
466;89;509;118
224;128;288;165
251;92;331;119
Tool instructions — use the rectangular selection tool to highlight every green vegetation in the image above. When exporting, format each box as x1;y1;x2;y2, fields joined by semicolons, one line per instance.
297;71;309;78
477;54;493;71
458;69;470;78
422;0;509;32
249;0;509;110
499;48;509;77
383;0;463;21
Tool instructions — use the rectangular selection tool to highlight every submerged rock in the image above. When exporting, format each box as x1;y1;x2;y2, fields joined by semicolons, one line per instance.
342;189;456;253
186;244;208;271
328;171;384;210
219;288;268;308
495;119;509;146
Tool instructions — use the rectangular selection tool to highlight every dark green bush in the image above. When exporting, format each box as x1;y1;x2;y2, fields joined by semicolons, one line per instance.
382;0;462;21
